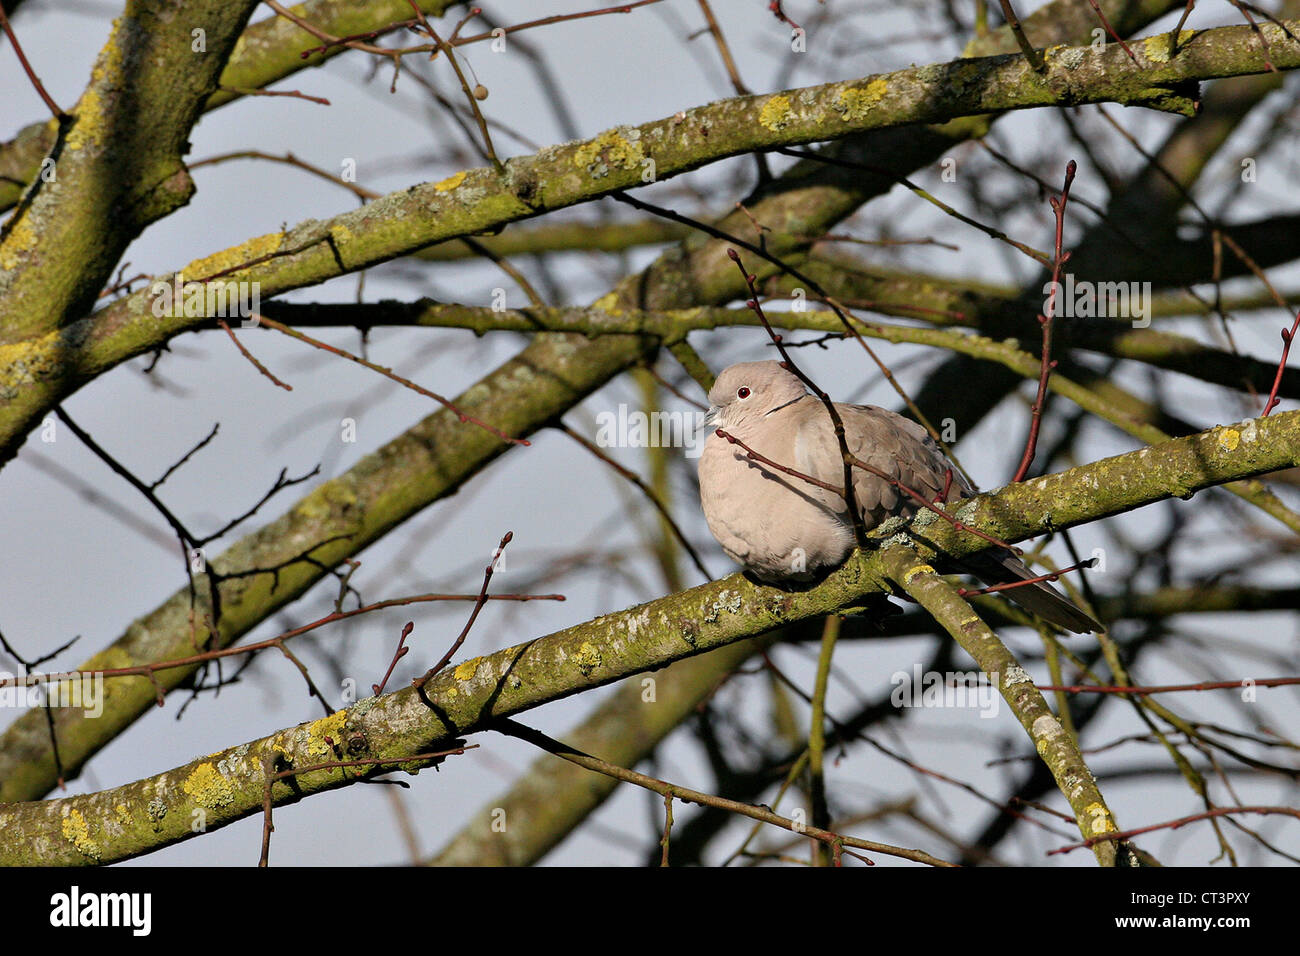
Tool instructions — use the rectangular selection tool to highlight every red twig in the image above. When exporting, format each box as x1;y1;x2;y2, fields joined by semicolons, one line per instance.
218;85;330;105
253;313;529;445
448;6;482;42
413;531;512;689
0;4;64;120
1012;160;1077;484
373;621;414;695
1227;0;1278;72
1082;0;1137;62
767;0;802;33
456;1;665;47
1049;806;1300;855
1261;311;1300;416
1037;676;1300;695
0;588;563;695
713;428;842;496
218;319;293;390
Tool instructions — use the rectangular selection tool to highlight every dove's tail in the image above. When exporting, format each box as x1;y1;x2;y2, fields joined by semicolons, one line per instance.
961;552;1102;634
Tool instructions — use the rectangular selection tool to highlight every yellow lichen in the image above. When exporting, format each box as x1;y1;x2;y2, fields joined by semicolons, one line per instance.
574;641;602;677
759;94;794;131
86;645;135;673
183;231;285;280
454;657;482;681
61;808;100;861
434;171;467;192
1143;31;1195;63
573;129;645;175
1218;428;1240;452
114;803;132;826
305;710;347;759
902;563;935;586
1085;802;1116;834
65;88;105;153
293;481;358;520
0;217;39;270
590;291;624;314
835;79;888;121
183;762;235;809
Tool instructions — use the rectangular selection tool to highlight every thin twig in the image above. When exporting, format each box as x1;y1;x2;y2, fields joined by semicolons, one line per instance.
557;423;713;580
995;0;1045;71
660;793;674;866
696;0;750;94
1082;0;1137;62
958;556;1097;597
0;590;563;693
218;319;293;390
413;531;513;689
217;85;330;105
1038;676;1300;695
1261;310;1300;416
1167;0;1197;59
1012;160;1077;484
495;717;955;866
151;423;220;490
1049;805;1300;855
189;150;380;203
253;313;529;445
407;0;501;170
373;621;415;695
0;3;64;119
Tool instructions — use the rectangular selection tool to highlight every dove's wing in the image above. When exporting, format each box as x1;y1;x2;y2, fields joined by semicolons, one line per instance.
788;396;1100;632
789;398;964;530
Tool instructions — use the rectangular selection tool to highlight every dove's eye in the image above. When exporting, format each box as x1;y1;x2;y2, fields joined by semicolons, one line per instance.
737;387;751;399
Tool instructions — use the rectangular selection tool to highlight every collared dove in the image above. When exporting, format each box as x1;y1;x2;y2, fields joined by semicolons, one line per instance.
697;360;1100;633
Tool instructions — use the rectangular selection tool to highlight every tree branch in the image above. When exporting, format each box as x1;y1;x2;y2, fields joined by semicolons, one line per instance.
4;411;1298;863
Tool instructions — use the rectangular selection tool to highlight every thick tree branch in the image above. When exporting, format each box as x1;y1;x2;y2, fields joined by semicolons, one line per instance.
0;0;264;344
4;13;1295;463
0;0;1195;806
0;0;461;211
4;411;1297;864
880;549;1123;866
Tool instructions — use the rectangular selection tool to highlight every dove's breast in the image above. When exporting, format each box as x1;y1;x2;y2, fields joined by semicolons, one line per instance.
698;428;855;581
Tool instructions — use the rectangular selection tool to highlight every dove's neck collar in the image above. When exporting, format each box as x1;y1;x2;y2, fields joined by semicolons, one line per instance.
765;394;808;416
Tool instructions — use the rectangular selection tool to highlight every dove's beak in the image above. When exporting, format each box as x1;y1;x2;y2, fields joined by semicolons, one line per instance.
702;405;721;430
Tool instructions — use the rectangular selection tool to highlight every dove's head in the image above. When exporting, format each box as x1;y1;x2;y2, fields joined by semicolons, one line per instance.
704;361;808;433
